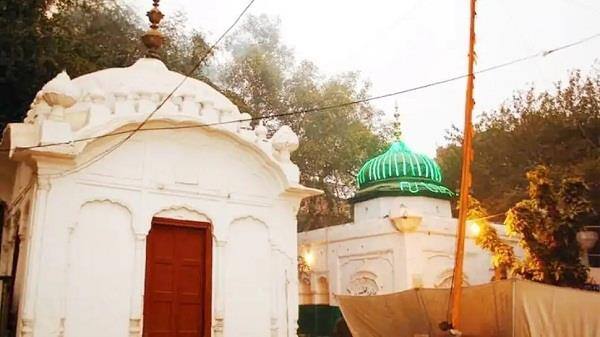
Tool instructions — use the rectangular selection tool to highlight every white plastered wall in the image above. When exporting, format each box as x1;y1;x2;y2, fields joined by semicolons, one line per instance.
4;125;309;337
298;196;504;307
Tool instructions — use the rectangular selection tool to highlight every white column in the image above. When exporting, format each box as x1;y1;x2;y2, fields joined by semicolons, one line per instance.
129;233;147;337
270;245;279;337
19;177;51;337
213;240;226;337
286;265;300;337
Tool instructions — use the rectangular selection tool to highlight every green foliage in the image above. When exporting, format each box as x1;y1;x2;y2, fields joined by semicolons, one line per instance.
505;166;594;287
437;71;600;217
0;0;55;128
473;166;596;288
1;5;385;231
468;197;516;280
217;15;387;231
0;0;210;129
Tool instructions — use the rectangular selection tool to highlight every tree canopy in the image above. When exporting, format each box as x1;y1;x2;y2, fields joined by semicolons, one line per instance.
0;2;387;231
437;70;600;217
472;166;596;288
216;14;387;230
0;0;209;128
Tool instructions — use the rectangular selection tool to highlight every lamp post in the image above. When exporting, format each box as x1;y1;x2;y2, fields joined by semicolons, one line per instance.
577;227;599;266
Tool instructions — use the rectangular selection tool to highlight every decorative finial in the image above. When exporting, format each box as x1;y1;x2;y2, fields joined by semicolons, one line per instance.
392;101;402;140
141;0;165;59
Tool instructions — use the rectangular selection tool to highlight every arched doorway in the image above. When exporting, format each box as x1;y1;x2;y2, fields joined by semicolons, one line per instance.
143;217;212;337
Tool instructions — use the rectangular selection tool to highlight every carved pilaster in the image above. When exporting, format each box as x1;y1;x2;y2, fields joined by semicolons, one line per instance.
213;240;226;337
57;318;65;337
129;318;142;337
270;317;279;337
20;318;33;337
212;317;224;337
130;233;147;332
20;177;51;331
286;269;300;337
270;244;281;337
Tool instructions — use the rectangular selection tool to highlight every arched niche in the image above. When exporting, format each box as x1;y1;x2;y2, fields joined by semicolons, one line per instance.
154;205;212;223
65;200;134;337
299;279;312;305
435;269;470;289
314;276;330;305
224;216;271;337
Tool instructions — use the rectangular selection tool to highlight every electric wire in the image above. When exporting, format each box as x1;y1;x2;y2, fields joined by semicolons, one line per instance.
2;31;599;156
2;30;599;213
37;0;257;178
1;0;257;212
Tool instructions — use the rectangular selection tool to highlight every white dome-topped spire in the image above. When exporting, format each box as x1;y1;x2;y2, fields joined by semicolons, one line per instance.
6;52;309;186
141;0;165;59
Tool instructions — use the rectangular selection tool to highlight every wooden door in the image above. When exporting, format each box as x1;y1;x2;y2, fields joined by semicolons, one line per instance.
143;217;212;337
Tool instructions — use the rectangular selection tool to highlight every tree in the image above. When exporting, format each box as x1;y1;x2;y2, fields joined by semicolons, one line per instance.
217;15;387;231
437;70;600;217
468;197;516;280
473;166;596;288
1;4;386;231
0;0;210;129
0;0;55;128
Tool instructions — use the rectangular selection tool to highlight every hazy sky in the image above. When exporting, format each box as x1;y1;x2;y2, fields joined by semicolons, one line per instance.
129;0;600;156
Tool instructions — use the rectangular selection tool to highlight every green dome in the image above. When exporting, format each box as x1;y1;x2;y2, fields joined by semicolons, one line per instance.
354;141;454;201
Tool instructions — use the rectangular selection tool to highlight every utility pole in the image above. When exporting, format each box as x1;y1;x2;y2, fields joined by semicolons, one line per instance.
449;0;477;333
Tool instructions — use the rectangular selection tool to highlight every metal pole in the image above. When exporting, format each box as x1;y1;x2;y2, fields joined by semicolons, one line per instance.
449;0;477;331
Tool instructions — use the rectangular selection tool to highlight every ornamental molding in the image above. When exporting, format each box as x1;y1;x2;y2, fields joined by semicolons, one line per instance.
435;268;470;288
228;215;272;243
73;198;134;234
339;250;394;268
2;59;325;199
152;204;213;223
346;271;379;296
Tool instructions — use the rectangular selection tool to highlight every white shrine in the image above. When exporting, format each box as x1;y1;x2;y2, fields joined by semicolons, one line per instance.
0;3;320;336
298;140;508;308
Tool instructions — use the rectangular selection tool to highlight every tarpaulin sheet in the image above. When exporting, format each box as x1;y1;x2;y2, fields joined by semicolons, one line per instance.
337;279;600;337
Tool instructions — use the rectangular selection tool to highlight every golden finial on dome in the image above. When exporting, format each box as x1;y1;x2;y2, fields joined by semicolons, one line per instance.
141;0;165;59
392;101;402;140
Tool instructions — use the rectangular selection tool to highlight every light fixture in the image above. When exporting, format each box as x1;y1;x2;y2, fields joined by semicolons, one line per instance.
303;250;315;267
467;220;481;237
389;203;422;232
577;227;599;266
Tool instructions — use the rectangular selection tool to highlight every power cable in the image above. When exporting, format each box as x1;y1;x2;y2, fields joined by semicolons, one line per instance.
558;0;600;16
38;0;257;178
0;0;257;212
3;30;598;156
469;212;505;222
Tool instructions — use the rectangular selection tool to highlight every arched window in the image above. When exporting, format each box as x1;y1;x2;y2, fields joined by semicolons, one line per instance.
314;276;330;305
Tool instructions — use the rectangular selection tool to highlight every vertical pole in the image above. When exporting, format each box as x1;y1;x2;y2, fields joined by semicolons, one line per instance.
450;0;477;330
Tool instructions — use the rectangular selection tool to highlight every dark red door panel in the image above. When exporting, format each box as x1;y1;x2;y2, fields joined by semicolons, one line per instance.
143;218;212;337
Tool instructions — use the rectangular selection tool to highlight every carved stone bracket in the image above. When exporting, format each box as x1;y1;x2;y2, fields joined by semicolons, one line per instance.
129;318;142;337
270;317;279;337
37;177;52;191
20;318;33;337
212;317;224;337
57;318;65;337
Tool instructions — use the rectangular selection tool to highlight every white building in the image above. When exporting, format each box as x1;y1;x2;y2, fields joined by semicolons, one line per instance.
298;141;503;309
0;6;320;336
